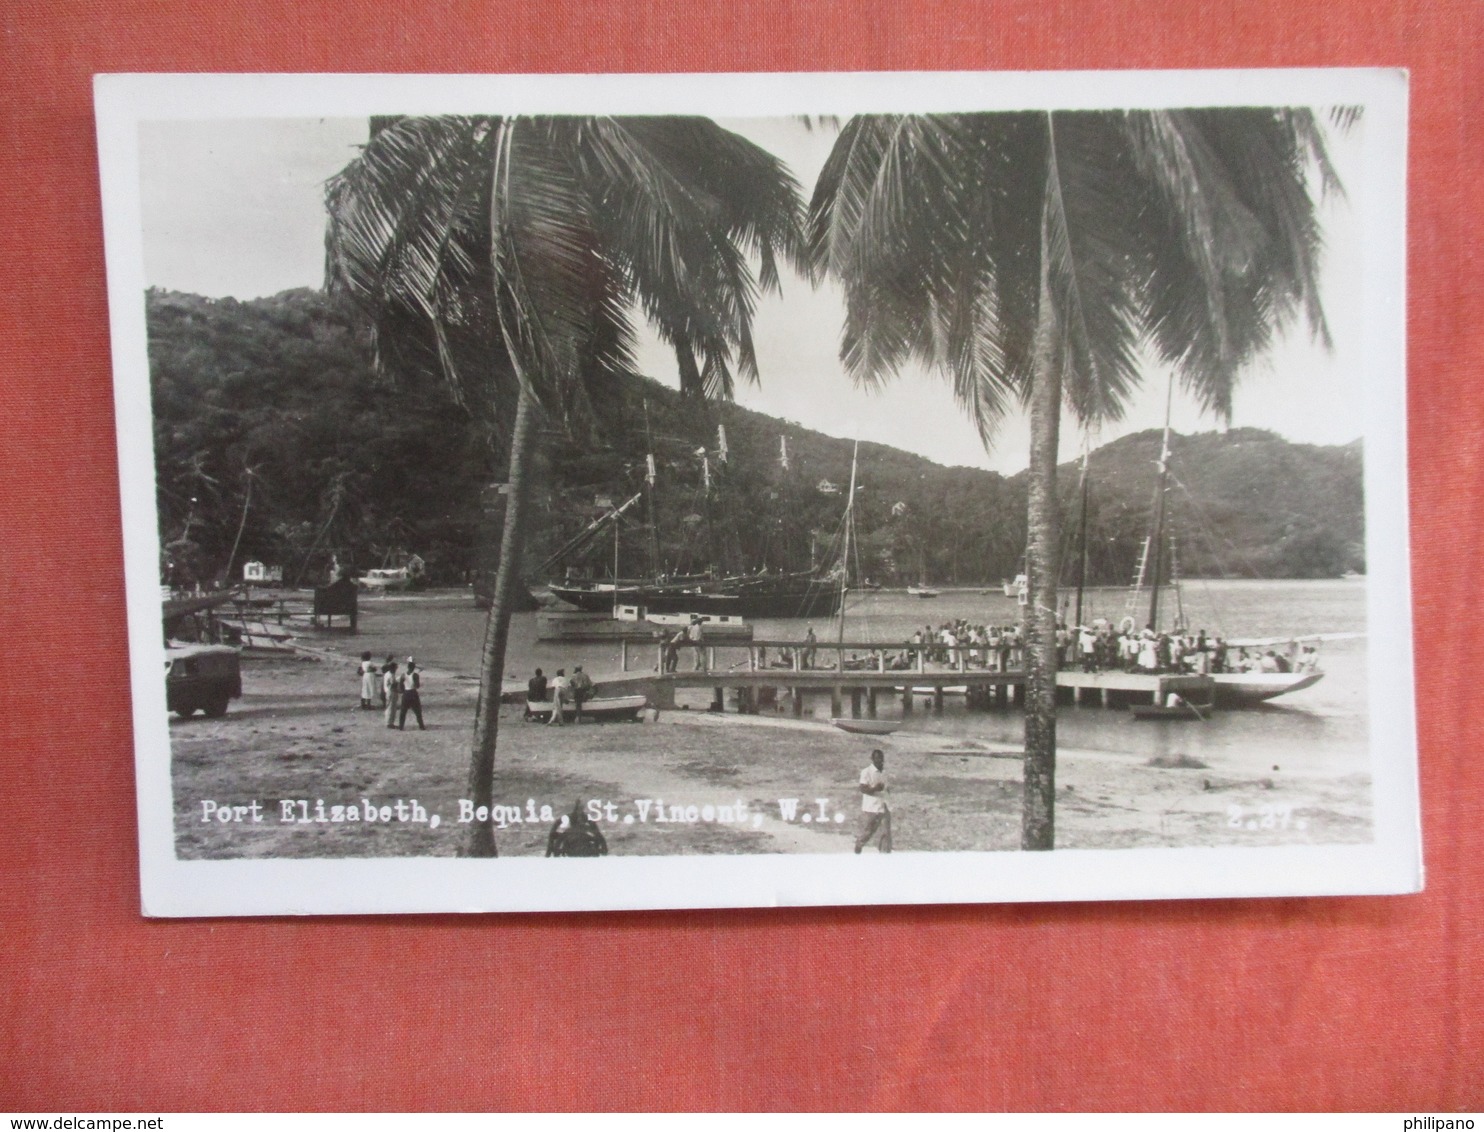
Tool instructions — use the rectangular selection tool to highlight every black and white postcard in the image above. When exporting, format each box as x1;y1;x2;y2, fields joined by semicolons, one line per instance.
95;70;1416;916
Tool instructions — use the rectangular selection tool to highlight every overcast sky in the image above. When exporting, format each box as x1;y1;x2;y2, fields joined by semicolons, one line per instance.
138;114;1366;474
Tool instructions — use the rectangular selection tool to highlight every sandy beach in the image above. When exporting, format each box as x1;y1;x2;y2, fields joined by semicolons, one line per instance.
171;605;1373;858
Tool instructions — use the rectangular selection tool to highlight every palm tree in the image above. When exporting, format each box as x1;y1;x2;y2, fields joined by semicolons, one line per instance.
325;115;806;855
808;109;1343;849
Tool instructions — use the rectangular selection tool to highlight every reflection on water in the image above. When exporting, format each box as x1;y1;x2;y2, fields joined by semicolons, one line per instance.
342;578;1371;780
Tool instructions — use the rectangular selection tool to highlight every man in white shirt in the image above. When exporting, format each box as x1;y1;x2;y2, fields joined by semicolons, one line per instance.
687;617;706;671
547;668;569;726
853;748;892;854
397;659;425;730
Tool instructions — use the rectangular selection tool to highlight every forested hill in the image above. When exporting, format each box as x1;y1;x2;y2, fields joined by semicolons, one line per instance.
145;287;1364;588
1054;428;1365;584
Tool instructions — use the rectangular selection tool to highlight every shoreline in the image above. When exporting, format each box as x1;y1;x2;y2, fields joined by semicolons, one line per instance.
170;596;1374;857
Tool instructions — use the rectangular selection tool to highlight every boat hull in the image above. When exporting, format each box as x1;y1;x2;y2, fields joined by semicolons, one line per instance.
1211;671;1324;706
831;718;899;735
524;695;649;723
548;577;842;619
536;610;753;642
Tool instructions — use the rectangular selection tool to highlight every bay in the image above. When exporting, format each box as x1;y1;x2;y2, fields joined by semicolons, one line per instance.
344;577;1370;786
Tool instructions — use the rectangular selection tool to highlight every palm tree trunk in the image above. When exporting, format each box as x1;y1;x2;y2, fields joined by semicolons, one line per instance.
465;383;536;857
1022;212;1062;852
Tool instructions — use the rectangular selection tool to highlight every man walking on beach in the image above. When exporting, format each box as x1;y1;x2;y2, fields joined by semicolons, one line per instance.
548;668;569;726
398;658;425;730
853;748;892;854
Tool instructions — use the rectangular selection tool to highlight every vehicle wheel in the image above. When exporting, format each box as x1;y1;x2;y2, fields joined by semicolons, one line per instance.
173;707;198;719
203;695;230;718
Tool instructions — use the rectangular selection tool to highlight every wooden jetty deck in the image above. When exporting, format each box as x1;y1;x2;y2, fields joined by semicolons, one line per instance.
502;636;1214;718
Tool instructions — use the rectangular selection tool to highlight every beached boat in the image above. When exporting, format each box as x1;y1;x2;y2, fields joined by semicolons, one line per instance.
219;618;298;655
831;718;899;736
907;585;941;598
524;694;649;723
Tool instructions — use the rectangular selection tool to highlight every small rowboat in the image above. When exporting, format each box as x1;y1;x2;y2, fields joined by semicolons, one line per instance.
1129;695;1211;721
907;585;941;598
525;694;649;723
831;718;900;736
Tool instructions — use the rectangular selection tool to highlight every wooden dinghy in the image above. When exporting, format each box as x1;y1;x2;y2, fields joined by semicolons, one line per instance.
830;718;900;736
1129;695;1211;721
524;694;649;723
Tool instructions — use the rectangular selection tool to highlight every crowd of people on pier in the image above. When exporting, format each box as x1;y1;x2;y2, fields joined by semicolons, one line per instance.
1052;618;1321;676
776;617;1320;677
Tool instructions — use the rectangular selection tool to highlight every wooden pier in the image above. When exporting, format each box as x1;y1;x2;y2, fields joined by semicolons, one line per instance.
503;635;1215;718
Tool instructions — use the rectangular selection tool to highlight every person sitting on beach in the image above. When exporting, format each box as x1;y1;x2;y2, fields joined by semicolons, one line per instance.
546;800;608;857
525;667;548;721
569;666;594;722
548;668;569;726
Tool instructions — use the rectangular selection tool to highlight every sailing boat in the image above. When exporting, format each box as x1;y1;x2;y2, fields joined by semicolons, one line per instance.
542;424;843;618
1074;376;1329;709
1113;379;1329;708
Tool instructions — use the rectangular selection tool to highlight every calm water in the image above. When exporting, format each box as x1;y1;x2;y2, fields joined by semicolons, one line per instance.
342;578;1371;780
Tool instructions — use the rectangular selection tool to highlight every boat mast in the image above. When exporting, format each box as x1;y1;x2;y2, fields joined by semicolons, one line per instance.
837;439;859;651
1074;437;1091;628
642;399;661;579
1147;374;1176;632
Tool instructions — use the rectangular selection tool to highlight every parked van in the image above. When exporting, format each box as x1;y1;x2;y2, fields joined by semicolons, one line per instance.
165;644;242;718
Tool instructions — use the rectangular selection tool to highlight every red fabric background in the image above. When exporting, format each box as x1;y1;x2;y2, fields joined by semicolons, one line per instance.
1;0;1478;1111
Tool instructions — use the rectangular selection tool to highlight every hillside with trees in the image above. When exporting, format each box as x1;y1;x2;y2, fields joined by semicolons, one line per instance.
146;287;1364;591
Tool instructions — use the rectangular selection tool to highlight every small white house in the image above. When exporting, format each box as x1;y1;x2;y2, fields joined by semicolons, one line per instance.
243;561;283;584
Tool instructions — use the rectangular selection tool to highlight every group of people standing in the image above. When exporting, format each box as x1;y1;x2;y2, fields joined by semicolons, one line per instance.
660;616;708;674
910;621;1025;671
524;665;594;725
357;651;425;730
1056;620;1320;676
